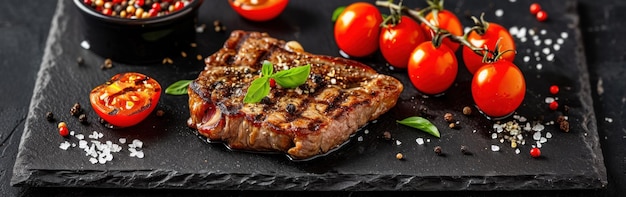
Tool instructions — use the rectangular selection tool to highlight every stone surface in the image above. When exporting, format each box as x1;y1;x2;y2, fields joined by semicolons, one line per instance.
9;0;607;193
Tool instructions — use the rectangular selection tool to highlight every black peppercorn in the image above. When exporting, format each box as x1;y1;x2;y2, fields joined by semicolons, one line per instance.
78;114;88;124
70;103;82;117
434;146;443;156
46;112;55;122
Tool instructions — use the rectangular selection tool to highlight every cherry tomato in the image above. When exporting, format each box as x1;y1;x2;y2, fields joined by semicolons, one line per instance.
380;16;427;69
421;10;463;52
90;72;162;128
471;60;526;118
334;2;383;57
529;3;541;15
536;10;548;22
462;23;516;74
530;147;541;158
228;0;289;22
407;41;458;95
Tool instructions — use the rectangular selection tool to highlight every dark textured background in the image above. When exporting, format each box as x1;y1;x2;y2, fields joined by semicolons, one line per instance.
1;0;625;196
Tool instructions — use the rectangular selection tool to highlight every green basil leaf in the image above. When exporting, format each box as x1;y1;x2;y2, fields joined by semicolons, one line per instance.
261;60;273;77
331;6;346;22
165;80;192;95
243;76;271;103
271;64;311;88
397;116;440;138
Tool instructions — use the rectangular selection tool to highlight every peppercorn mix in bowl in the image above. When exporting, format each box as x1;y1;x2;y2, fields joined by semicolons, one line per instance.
73;0;203;64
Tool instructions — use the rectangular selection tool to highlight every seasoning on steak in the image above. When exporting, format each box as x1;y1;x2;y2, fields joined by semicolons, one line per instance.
187;30;403;160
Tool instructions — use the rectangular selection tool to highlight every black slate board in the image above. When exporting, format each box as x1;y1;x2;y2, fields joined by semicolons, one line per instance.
11;0;606;191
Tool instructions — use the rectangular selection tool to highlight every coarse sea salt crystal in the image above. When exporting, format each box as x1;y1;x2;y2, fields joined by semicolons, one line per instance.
364;129;369;134
533;131;542;141
545;97;555;103
542;48;551;55
416;138;425;145
495;9;503;17
60;141;71;150
357;136;363;142
540;29;547;35
396;140;402;146
492;133;498;139
532;124;545;132
546;54;555;62
546;132;553;139
515;148;521;154
536;63;543;70
119;138;126;144
80;40;90;49
553;44;561;51
557;38;565;44
491;145;500;152
561;32;569;39
540;137;548;143
523;56;530;62
544;39;553;45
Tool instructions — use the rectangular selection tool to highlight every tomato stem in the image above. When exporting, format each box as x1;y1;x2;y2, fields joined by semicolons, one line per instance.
376;0;502;58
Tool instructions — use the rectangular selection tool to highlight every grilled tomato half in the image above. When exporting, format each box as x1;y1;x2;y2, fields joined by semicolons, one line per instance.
90;72;161;128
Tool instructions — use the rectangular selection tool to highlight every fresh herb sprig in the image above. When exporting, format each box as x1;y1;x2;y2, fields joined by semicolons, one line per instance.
244;61;311;103
397;116;440;138
165;80;193;95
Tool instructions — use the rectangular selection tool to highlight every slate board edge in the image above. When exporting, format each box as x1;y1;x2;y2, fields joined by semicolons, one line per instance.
10;0;608;191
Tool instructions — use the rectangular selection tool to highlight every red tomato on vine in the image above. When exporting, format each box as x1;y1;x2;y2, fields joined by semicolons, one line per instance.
407;41;458;95
421;10;463;52
462;22;516;74
380;16;427;69
334;2;383;57
471;60;526;118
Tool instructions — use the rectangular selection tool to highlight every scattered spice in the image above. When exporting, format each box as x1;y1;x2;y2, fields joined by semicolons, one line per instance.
196;54;203;61
434;146;443;156
181;51;187;58
70;103;82;117
448;122;456;129
396;152;404;160
559;119;570;132
101;58;113;69
46;112;55;122
162;57;174;64
530;147;541;158
213;20;227;32
190;43;197;48
549;101;558;110
76;56;84;65
58;121;69;137
383;131;392;140
286;103;296;114
462;106;472;115
78;114;88;124
460;145;470;155
156;109;165;117
549;85;559;95
443;113;454;123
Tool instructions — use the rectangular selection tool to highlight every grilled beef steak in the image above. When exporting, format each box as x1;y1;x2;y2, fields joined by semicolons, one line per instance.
187;30;403;159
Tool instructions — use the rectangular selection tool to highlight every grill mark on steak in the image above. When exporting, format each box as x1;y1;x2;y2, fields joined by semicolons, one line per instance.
187;30;403;160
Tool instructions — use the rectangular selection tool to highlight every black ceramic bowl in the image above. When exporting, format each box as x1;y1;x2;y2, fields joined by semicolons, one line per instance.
73;0;203;64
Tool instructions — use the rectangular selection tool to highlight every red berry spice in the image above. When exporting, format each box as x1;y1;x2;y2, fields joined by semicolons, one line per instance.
530;147;541;158
549;85;559;95
549;101;559;110
152;3;162;11
536;10;548;22
174;1;185;11
529;3;541;15
58;122;69;137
